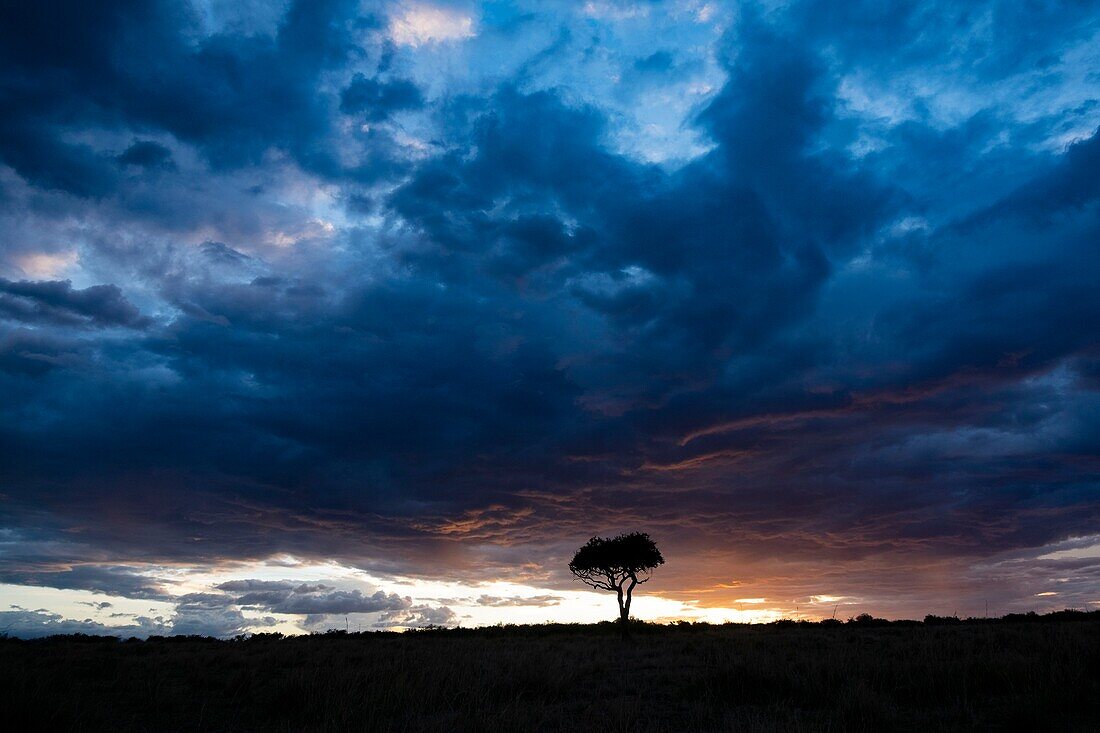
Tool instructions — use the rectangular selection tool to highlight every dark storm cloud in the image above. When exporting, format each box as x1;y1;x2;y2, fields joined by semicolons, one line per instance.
0;121;120;198
969;131;1100;223
0;566;165;600
0;0;1098;621
117;141;174;169
216;580;412;615
0;0;403;185
340;74;423;120
0;278;151;329
694;15;897;254
0;330;82;375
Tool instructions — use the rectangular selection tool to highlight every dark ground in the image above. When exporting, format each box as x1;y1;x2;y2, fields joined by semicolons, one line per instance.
2;613;1099;732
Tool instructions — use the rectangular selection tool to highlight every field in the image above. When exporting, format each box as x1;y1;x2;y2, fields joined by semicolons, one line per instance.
2;614;1099;732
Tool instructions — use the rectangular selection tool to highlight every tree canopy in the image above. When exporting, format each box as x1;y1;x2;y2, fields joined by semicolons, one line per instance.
569;532;664;633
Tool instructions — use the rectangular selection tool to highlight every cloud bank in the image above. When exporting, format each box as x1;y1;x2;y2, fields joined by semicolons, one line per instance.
1;0;1098;627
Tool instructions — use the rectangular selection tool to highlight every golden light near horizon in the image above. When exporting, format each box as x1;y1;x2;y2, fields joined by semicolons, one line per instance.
0;555;802;637
9;531;1100;636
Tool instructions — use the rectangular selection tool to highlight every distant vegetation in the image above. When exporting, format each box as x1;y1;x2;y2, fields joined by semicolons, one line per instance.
2;610;1098;731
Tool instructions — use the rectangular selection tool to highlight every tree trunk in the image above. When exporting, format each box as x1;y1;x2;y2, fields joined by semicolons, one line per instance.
620;575;637;640
617;587;629;638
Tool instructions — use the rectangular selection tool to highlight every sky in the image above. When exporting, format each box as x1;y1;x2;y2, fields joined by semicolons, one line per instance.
1;0;1099;638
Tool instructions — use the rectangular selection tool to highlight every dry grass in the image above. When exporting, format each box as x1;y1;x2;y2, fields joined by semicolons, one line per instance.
2;617;1098;732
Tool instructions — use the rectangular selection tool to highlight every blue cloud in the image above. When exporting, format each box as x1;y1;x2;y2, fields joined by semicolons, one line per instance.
0;0;1098;618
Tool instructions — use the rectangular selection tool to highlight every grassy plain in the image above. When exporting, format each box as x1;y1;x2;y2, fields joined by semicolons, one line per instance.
2;613;1098;732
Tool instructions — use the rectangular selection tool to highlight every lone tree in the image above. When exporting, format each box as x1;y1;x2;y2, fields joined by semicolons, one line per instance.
569;532;664;635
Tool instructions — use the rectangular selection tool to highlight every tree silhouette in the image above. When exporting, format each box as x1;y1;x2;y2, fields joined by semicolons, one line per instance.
569;532;664;636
